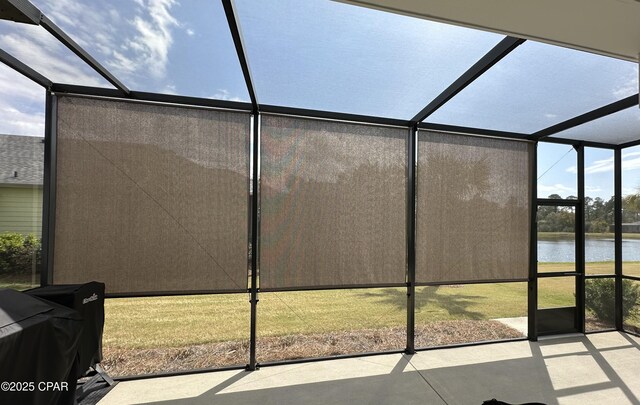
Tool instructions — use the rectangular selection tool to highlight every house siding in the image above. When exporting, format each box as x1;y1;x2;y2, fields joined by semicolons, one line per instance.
0;186;43;236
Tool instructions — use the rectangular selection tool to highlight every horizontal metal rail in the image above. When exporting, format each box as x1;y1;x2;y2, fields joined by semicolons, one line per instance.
537;272;578;278
415;278;528;286
537;198;580;206
50;83;253;112
105;289;247;299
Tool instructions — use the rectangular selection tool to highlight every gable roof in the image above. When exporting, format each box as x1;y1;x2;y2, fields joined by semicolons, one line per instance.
0;135;44;186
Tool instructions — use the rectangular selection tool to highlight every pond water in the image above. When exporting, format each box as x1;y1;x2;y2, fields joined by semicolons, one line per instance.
538;237;640;262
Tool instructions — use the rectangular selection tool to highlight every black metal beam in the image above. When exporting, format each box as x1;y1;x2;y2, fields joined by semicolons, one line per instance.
625;330;640;338
618;137;640;150
50;83;253;112
539;136;618;150
115;364;246;382
532;95;638;141
537;198;579;207
40;92;56;286
261;104;411;128
415;278;528;286
585;274;617;279
0;0;42;24
528;143;538;341
614;149;623;330
247;113;260;371
537;272;578;278
406;126;417;354
0;48;51;88
259;283;407;293
411;36;525;123
48;82;625;150
39;15;128;94
221;0;258;110
576;145;585;333
418;122;530;141
106;289;246;299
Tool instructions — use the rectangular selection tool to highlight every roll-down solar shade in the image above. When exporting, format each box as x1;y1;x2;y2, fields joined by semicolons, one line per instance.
260;115;407;289
416;131;532;283
53;96;250;294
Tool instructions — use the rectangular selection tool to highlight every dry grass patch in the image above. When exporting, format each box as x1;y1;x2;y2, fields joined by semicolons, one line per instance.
102;320;523;376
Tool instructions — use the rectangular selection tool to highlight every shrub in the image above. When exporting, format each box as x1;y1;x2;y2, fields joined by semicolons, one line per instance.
588;219;609;234
585;278;640;323
0;232;41;275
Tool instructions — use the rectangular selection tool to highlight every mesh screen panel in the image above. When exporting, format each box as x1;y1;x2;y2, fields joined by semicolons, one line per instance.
53;96;250;294
416;131;531;283
260;115;407;288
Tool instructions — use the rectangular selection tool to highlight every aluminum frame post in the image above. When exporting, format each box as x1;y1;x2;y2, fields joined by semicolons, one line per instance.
41;91;57;286
406;125;417;354
528;142;538;340
576;145;585;333
614;148;623;330
248;113;260;371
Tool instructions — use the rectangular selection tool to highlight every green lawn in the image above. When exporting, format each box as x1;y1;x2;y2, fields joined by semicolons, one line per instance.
104;261;640;350
103;262;635;350
2;262;638;350
103;283;532;349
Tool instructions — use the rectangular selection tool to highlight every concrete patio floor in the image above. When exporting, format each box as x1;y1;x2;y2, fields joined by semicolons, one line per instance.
98;332;640;405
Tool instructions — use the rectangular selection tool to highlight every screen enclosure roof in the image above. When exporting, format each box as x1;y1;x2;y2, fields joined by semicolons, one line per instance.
0;0;637;146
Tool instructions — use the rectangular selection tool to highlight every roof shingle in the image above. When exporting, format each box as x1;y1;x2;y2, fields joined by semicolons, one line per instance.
0;135;44;186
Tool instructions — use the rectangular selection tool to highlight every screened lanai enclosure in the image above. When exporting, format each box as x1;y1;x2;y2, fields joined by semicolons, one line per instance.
1;0;640;380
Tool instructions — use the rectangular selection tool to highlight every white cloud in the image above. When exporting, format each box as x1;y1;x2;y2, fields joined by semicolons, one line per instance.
0;69;42;103
585;185;602;193
0;106;45;136
613;70;639;98
211;89;244;102
569;156;616;175
622;151;640;172
0;23;106;87
585;157;614;174
566;152;640;176
186;29;195;37
126;0;179;79
162;84;177;95
0;64;44;136
31;0;182;86
544;113;558;119
538;183;576;197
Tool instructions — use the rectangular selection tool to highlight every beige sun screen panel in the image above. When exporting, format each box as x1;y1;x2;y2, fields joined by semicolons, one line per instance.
53;95;250;294
416;131;532;283
259;115;407;288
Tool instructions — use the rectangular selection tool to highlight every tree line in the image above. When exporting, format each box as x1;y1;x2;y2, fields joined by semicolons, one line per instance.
538;193;640;233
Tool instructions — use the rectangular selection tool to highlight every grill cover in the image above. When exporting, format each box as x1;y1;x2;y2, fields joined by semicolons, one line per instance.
0;289;82;405
27;282;105;377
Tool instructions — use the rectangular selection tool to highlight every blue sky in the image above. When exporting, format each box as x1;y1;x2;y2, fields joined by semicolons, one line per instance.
0;0;638;197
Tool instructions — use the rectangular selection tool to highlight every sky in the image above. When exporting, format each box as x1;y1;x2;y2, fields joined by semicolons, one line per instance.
0;0;638;197
537;143;640;200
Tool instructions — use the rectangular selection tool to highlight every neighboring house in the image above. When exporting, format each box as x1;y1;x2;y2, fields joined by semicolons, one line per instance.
0;135;44;237
609;221;640;233
621;221;640;233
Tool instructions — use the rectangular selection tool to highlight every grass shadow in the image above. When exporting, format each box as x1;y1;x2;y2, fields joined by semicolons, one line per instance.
359;286;486;320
